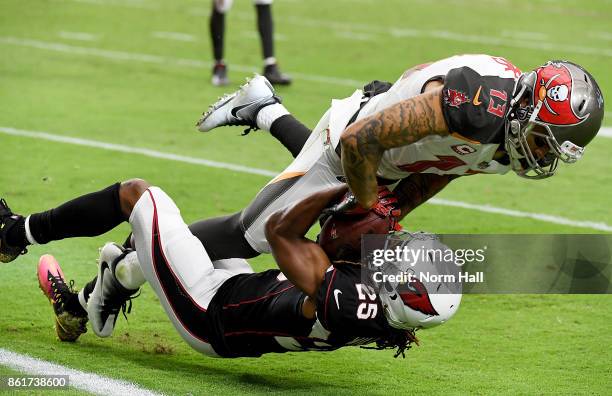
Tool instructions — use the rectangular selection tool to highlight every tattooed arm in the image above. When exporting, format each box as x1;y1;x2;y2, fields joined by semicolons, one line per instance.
340;86;449;208
393;174;459;220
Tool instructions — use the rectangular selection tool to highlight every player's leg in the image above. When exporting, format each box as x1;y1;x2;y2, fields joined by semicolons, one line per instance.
0;181;135;263
253;0;291;85
129;186;237;357
212;258;254;274
196;75;310;158
191;107;340;258
210;0;233;86
31;180;149;340
37;244;145;341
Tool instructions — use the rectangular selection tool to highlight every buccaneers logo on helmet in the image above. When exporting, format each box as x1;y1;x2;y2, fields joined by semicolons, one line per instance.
533;62;587;126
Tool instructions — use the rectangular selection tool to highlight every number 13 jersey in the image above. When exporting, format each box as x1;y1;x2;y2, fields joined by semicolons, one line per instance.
357;54;522;179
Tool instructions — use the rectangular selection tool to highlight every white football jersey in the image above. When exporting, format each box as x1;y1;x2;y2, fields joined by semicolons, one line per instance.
352;54;522;179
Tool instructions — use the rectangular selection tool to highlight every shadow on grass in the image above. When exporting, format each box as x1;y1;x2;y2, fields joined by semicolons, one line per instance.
60;338;350;394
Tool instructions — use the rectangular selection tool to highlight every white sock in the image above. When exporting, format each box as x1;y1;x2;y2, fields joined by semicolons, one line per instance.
256;103;289;131
114;251;145;290
24;216;39;245
264;57;277;66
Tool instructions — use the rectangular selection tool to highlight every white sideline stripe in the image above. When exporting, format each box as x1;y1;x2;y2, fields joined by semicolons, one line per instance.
430;198;612;232
2;126;611;232
0;348;162;396
0;127;277;177
152;31;196;42
58;31;99;41
600;127;612;138
0;36;363;88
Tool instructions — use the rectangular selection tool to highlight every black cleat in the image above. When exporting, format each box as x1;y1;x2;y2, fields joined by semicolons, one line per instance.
263;63;292;86
0;198;27;263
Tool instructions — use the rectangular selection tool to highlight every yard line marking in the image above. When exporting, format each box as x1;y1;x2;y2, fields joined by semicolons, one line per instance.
601;127;612;138
334;31;377;42
229;12;612;58
58;31;99;41
0;348;163;396
500;30;549;41
589;31;612;41
2;126;611;232
60;0;159;10
152;31;197;42
55;0;611;56
429;198;612;232
0;126;277;177
0;36;363;88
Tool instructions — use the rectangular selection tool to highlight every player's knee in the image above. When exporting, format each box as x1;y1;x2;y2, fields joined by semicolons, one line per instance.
119;178;151;216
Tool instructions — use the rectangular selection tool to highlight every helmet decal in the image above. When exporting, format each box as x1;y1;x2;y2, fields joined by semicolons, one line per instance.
399;279;439;316
533;62;586;126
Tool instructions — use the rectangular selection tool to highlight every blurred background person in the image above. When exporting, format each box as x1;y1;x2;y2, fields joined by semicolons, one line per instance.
210;0;292;86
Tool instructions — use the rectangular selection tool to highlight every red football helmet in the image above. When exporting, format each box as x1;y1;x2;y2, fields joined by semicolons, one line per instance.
505;61;604;178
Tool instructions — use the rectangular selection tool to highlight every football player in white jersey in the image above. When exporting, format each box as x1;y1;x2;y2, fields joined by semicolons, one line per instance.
191;54;604;258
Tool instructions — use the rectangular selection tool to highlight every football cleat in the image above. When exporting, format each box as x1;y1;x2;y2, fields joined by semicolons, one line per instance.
38;254;88;342
87;243;140;338
0;198;27;263
263;63;292;86
211;61;229;87
196;74;280;133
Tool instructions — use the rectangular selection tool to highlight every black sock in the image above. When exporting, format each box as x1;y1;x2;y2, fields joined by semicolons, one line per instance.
27;183;124;244
122;233;134;249
256;4;274;60
210;5;225;61
65;289;88;316
270;114;312;158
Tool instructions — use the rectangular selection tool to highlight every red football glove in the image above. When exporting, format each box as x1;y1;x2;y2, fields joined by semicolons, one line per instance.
323;186;402;231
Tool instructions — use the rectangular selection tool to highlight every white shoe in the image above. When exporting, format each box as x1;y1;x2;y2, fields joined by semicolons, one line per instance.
196;74;280;133
87;243;139;338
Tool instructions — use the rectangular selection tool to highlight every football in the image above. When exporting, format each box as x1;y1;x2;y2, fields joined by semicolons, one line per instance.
318;210;396;261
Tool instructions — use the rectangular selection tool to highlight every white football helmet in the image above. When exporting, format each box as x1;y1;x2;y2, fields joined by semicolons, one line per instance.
375;232;462;330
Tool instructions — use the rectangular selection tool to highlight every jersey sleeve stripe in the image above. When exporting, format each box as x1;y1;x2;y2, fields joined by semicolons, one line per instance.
222;285;295;309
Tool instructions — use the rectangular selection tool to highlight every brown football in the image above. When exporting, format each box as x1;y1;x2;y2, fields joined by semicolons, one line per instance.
318;211;394;261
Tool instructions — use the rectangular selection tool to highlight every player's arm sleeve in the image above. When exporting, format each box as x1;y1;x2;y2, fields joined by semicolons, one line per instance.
441;67;495;142
393;173;459;219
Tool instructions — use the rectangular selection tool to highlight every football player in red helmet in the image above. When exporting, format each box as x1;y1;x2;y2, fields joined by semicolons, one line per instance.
189;55;604;264
504;61;604;178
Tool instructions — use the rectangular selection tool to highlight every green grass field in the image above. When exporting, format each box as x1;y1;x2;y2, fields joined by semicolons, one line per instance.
1;0;611;394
